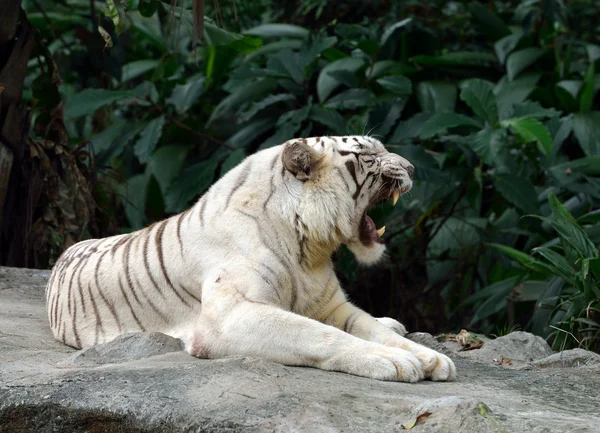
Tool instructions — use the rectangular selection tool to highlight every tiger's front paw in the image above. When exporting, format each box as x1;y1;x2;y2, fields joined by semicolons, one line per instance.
412;348;456;381
374;317;408;336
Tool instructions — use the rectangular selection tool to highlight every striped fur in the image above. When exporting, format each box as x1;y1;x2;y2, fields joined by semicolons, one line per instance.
46;136;456;382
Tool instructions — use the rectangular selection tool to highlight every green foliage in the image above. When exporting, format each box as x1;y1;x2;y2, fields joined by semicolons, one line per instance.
486;194;600;351
23;0;600;349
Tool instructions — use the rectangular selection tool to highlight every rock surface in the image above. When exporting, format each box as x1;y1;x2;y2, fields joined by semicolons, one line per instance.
2;266;600;432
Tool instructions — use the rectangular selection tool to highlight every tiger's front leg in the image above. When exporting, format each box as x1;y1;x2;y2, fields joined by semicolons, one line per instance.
321;291;457;381
187;274;425;382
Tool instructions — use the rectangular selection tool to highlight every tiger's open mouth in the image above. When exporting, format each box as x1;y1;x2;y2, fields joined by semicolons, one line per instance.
359;186;409;245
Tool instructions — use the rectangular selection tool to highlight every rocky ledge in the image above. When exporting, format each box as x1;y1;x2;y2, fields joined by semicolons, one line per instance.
1;266;600;432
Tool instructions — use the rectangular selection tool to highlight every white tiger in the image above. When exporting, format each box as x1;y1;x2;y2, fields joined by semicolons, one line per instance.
46;135;456;382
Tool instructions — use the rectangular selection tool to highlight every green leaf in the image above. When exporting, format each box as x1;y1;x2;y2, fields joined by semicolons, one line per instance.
244;40;304;63
220;149;246;177
573;112;600;156
495;74;540;120
411;52;497;67
469;3;511;41
493;174;538;214
148;145;189;195
133;115;166;164
357;39;379;57
506;48;549;81
327;70;359;88
380;18;412;47
90;118;127;154
369;60;415;79
369;99;406;138
166;78;206;114
416;82;457;112
324;88;376;110
64;88;135;118
121;173;150;229
459;79;498;123
469;127;507;165
239;94;295;123
208;78;277;125
418;112;481;139
317;58;365;102
376;76;412;95
579;62;596;112
389;112;432;143
268;49;304;84
226;118;276;149
165;157;219;213
309;106;347;135
501;117;552;155
531;247;577;282
487;243;550;274
121;59;160;82
494;32;523;64
243;24;309;39
510;101;560;119
548;156;600;184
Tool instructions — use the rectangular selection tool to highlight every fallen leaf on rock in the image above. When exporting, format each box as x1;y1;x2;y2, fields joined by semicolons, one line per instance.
401;411;431;429
456;329;484;350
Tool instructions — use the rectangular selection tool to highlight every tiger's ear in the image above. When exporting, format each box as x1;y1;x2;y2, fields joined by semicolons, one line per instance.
282;140;324;181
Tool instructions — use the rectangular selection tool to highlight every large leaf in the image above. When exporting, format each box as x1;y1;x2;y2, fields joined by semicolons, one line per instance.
317;58;365;102
309;106;347;135
493;174;538;214
368;99;406;138
411;52;497;67
469;127;507;165
494;32;523;64
324;88;377;110
64;88;135;118
573;112;600;156
418;112;481;139
208;78;277;124
469;3;511;41
501;117;552;155
487;243;550;274
166;78;206;114
165;156;219;213
133;115;166;164
506;48;549;81
579;62;596;112
380;18;412;47
495;74;540;120
510;101;560;119
90;118;128;154
376;76;412;95
459;79;498;124
389;112;432;143
244;40;304;63
531;247;577;283
148;145;189;195
416;82;457;112
239;93;295;123
220;149;246;177
121;59;160;82
121;172;150;230
243;24;309;39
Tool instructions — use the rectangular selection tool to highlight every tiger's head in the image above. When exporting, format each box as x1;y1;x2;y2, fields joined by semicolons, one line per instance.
281;135;414;266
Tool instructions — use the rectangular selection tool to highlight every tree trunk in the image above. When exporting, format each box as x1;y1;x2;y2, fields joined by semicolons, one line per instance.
0;0;35;266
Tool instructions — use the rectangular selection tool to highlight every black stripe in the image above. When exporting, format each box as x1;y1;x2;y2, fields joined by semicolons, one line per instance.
155;219;192;307
86;282;103;345
179;284;202;304
176;211;187;255
198;198;207;228
143;224;166;299
134;273;170;323
123;235;142;306
111;235;130;256
94;250;123;333
117;277;146;331
344;311;361;334
224;161;251;211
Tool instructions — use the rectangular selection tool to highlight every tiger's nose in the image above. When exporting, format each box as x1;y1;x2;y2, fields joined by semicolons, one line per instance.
406;163;414;179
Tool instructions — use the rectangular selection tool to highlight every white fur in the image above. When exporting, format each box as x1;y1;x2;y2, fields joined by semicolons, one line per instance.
46;136;456;382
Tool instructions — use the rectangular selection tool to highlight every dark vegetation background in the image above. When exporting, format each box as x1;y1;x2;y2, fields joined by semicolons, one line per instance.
0;0;599;352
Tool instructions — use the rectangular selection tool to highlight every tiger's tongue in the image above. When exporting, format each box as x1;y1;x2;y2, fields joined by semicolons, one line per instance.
364;215;384;243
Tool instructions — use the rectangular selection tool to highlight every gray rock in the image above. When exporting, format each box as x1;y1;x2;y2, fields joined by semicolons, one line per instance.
2;266;600;433
459;331;553;365
58;332;185;367
530;348;600;369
